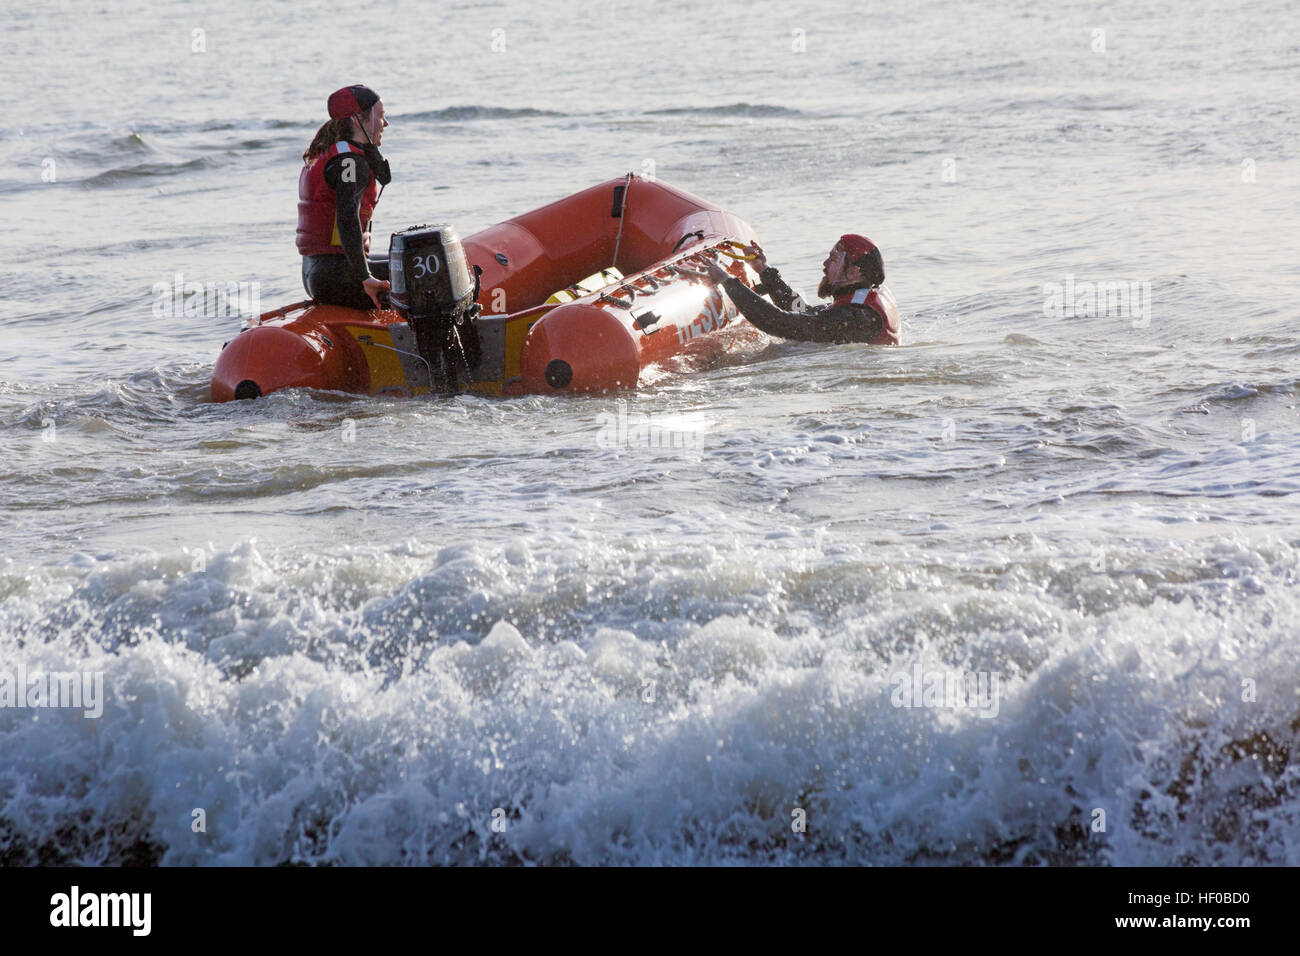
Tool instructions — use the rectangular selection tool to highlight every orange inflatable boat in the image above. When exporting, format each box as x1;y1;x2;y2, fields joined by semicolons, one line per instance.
211;175;764;401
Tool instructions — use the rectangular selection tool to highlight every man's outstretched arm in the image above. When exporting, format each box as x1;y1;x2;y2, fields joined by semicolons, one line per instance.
753;266;802;311
720;275;883;343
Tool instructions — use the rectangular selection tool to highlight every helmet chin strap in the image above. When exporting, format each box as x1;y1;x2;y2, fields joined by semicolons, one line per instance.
820;271;859;298
351;110;391;192
354;112;374;144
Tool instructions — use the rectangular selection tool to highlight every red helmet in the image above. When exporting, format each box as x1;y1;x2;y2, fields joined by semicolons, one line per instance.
327;85;380;119
834;234;884;286
834;233;877;259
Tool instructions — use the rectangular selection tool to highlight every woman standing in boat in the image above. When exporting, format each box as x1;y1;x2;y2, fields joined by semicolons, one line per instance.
296;85;392;310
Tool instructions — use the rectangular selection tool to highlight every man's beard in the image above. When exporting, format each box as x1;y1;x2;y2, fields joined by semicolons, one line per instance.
817;273;832;298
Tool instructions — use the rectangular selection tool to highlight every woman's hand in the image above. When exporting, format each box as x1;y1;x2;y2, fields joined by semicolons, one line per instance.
362;276;391;309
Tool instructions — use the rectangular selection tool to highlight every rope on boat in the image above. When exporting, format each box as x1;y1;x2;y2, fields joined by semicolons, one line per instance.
611;171;633;272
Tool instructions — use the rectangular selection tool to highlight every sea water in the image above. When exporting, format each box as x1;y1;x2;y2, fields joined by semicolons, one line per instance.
1;0;1298;864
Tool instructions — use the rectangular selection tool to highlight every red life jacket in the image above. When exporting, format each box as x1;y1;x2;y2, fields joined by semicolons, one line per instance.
832;284;900;345
295;141;379;257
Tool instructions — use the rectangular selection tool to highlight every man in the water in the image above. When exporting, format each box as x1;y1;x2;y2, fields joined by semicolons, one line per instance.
705;234;900;345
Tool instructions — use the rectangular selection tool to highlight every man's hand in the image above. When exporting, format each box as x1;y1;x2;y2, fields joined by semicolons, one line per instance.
705;258;733;284
742;242;768;273
362;275;390;309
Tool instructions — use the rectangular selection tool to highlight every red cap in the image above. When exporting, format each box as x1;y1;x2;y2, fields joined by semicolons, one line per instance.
327;85;379;119
835;233;877;259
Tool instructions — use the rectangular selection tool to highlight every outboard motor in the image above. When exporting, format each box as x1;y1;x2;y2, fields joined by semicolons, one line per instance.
388;224;482;393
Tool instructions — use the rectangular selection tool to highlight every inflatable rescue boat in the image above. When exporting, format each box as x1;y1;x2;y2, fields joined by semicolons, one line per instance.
211;175;764;401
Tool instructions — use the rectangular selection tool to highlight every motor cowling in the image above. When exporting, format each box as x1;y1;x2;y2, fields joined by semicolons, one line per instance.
388;224;482;391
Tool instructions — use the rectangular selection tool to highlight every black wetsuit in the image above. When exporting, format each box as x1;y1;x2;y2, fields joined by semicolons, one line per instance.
301;149;389;310
721;267;891;344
